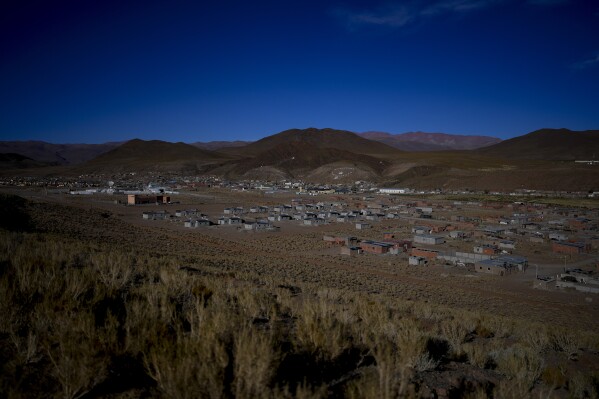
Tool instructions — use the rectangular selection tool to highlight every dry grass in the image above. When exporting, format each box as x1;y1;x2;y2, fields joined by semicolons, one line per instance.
1;194;598;398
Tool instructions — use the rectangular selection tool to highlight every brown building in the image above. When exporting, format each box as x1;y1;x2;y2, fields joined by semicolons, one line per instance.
127;194;171;205
551;241;589;254
410;248;440;259
360;241;393;254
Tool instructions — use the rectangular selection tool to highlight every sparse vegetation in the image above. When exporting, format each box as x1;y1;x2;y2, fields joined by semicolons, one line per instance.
1;193;598;398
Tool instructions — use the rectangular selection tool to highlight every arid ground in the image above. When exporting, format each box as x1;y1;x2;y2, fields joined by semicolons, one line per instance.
1;187;598;398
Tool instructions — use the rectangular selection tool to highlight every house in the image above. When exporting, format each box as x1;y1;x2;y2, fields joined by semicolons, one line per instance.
176;209;199;217
142;210;169;220
386;239;412;252
360;240;394;254
304;218;325;226
412;226;431;235
552;241;589;254
529;236;545;244
569;218;593;230
475;255;528;275
479;226;506;237
323;235;346;246
243;221;274;231
340;246;362;256
410;248;440;259
475;259;510;276
474;244;500;255
496;255;528;272
449;230;466;239
184;218;211;228
356;222;371;230
413;234;445;245
128;194;170;205
218;217;243;225
498;240;516;250
409;256;428;266
549;232;568;241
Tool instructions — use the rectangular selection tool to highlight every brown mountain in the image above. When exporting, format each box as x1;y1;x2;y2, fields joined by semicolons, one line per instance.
360;131;501;151
190;140;252;151
0;153;53;169
222;127;401;157
78;139;229;173
478;128;599;160
229;141;389;180
0;141;120;165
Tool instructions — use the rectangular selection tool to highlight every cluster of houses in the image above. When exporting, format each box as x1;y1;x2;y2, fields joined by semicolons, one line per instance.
139;196;597;277
323;230;529;276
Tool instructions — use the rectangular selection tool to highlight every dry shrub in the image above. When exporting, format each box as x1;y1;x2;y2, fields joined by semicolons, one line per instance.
395;318;437;372
463;341;491;368
491;345;544;392
295;296;352;360
550;328;580;359
540;365;567;388
233;327;275;398
520;324;551;353
45;311;111;399
440;318;468;355
568;371;599;399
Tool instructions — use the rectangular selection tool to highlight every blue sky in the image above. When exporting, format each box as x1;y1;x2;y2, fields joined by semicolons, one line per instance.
1;0;598;143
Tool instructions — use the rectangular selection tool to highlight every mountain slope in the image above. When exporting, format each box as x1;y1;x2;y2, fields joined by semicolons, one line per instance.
229;141;389;179
191;140;252;151
223;128;401;157
360;131;501;151
478;128;599;160
0;141;120;165
78;139;229;173
0;153;53;169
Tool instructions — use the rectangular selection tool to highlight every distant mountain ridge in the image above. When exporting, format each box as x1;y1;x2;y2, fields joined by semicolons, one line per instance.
360;131;502;151
0;141;121;165
2;127;598;191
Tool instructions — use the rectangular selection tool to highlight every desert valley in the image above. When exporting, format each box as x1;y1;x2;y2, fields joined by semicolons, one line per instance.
1;127;598;398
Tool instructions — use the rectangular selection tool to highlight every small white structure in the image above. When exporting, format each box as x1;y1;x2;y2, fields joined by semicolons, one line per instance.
379;188;408;194
409;256;428;266
413;234;444;245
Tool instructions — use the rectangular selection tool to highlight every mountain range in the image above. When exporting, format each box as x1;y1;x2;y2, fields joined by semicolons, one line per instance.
359;131;501;151
1;128;598;191
0;130;499;166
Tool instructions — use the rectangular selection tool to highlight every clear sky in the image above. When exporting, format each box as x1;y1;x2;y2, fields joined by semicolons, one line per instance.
1;0;598;143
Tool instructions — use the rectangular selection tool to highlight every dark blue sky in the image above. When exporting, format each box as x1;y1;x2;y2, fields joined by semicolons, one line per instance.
1;0;598;143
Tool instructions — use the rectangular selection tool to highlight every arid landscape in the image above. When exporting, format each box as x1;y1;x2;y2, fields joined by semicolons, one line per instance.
1;135;598;397
2;1;599;397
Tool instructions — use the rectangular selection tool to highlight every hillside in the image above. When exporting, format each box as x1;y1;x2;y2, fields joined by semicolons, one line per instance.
222;128;401;157
0;141;120;165
78;139;229;173
478;128;599;160
361;131;501;151
0;153;53;169
229;141;389;180
191;140;252;151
